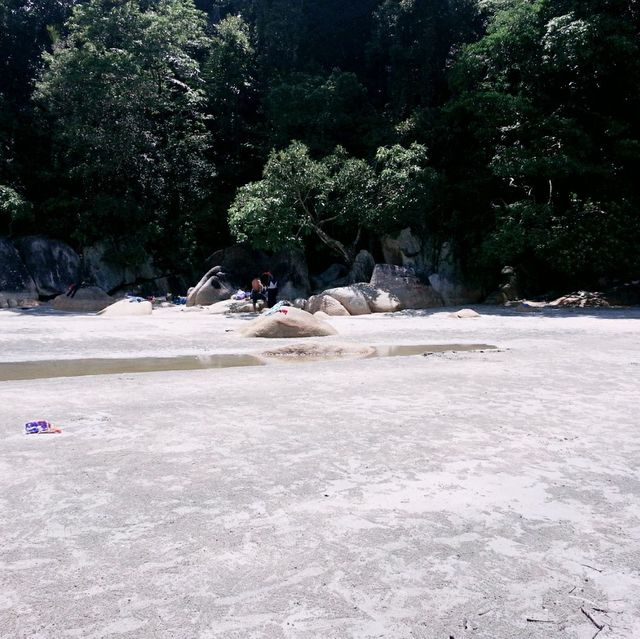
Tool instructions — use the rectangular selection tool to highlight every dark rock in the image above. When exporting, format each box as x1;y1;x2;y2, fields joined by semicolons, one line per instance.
369;264;443;309
604;281;640;306
186;267;235;306
348;250;375;284
14;235;81;297
51;286;112;313
204;245;269;289
0;237;38;307
84;241;169;295
485;265;520;304
312;263;348;291
271;247;310;300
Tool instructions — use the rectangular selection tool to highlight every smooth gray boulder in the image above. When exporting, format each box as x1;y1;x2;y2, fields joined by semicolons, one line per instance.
240;307;337;338
0;237;38;307
306;294;350;316
187;267;235;306
348;250;375;284
98;298;153;316
14;236;81;297
51;287;113;313
369;264;443;309
352;283;402;313
84;242;169;296
320;286;371;315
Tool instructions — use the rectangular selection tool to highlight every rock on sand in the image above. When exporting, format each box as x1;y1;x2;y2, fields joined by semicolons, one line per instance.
97;298;152;316
240;306;337;338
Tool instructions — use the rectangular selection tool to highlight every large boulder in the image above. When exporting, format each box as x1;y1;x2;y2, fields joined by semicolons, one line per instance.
240;306;338;338
348;250;375;284
352;283;402;313
51;286;113;313
13;236;80;297
320;285;372;315
186;267;235;306
311;263;348;291
203;245;311;300
0;237;38;307
205;245;267;289
382;229;482;305
305;294;350;316
271;247;311;300
369;264;443;309
97;298;153;316
84;242;169;296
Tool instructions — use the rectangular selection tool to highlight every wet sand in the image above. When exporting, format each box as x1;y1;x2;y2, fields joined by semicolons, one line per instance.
1;305;639;638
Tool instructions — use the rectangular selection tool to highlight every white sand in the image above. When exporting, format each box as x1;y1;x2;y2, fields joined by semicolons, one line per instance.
1;305;639;638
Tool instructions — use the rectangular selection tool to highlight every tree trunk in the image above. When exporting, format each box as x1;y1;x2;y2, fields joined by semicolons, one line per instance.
310;222;356;266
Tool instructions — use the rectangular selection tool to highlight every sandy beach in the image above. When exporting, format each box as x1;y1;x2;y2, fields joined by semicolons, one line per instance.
1;305;639;638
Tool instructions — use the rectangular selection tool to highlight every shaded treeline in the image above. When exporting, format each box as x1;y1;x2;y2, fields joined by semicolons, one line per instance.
1;0;639;291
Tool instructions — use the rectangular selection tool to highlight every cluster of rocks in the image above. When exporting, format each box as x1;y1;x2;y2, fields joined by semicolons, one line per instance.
306;264;444;316
0;235;171;311
201;263;446;318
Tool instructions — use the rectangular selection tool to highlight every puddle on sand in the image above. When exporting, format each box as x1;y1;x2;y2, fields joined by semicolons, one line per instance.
0;354;264;382
0;344;497;381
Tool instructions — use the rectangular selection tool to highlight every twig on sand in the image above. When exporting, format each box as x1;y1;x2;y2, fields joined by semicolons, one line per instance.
581;563;604;573
581;607;604;630
526;618;556;623
568;586;577;594
477;608;493;616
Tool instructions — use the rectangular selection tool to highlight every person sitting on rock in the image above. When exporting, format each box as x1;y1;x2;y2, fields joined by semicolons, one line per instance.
250;276;266;312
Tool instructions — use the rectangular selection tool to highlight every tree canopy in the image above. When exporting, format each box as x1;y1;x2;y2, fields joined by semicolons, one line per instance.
0;0;637;290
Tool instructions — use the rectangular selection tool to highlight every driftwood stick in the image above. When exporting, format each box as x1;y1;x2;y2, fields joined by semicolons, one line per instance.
581;563;603;573
581;607;604;630
526;618;555;623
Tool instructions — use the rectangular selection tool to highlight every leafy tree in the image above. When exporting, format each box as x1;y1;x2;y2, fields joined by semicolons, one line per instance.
35;0;213;260
264;71;377;156
229;140;447;265
205;14;255;152
374;143;441;234
0;184;33;235
446;0;640;287
0;0;77;215
370;0;480;117
229;141;375;264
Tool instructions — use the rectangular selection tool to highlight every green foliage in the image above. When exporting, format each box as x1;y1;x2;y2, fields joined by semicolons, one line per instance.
35;0;213;253
446;0;640;288
264;71;375;155
229;140;448;264
205;14;254;136
0;0;637;290
371;0;480;117
229;141;375;263
374;143;441;233
0;185;33;234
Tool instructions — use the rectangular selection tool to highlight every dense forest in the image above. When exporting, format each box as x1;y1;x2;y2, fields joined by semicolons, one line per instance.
1;0;639;293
